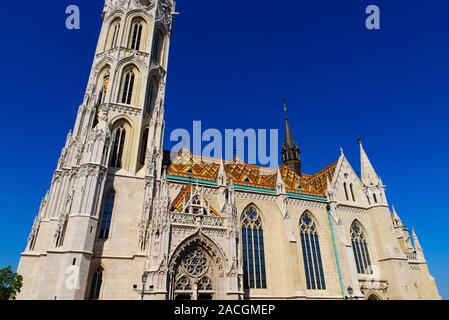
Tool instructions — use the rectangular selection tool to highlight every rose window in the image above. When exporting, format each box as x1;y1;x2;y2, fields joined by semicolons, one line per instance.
182;247;209;277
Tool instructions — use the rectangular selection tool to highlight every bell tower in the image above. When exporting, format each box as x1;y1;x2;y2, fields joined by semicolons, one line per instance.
17;0;177;300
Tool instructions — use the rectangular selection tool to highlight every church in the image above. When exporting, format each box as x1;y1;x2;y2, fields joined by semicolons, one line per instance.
17;0;440;300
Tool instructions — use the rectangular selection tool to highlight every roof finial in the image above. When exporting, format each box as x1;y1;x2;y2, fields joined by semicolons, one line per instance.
357;136;363;145
283;98;288;114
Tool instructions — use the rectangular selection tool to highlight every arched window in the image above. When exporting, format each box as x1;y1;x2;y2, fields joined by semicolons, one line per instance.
55;219;68;248
106;19;120;50
241;206;267;289
120;69;135;105
300;213;326;290
151;30;164;64
88;267;104;300
192;196;201;206
97;70;110;107
29;233;38;251
139;127;149;166
129;19;144;50
351;221;373;274
343;182;349;201
99;191;115;240
350;183;356;202
174;246;215;300
146;78;159;113
373;193;378;204
110;125;126;168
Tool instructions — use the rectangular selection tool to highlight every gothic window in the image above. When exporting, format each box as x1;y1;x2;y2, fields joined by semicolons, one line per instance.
300;213;326;290
99;191;115;240
175;276;192;291
106;19;121;50
146;78;159;113
120;69;135;105
97;71;110;108
198;276;213;291
344;182;349;201
373;193;378;204
350;183;356;202
151;30;164;64
29;220;41;251
192;196;201;206
351;221;373;274
111;24;120;49
55;219;68;248
29;234;37;251
241;206;267;289
174;247;214;300
189;195;204;215
110;125;126;168
129;19;144;51
139;127;149;166
88;267;104;300
183;247;208;276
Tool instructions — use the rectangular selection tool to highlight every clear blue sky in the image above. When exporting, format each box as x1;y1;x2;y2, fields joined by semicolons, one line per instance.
0;0;448;299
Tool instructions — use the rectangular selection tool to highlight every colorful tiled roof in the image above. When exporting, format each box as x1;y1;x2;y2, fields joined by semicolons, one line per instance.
164;149;337;197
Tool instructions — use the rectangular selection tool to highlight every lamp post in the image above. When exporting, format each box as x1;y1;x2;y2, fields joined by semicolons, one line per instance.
347;286;354;300
141;272;149;301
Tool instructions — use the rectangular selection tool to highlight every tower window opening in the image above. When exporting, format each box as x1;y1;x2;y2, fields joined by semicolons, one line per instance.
111;24;120;49
151;31;164;64
99;191;115;240
139;128;149;166
88;267;104;300
130;21;143;51
343;182;349;201
121;70;135;105
146;78;159;113
350;183;356;202
110;126;126;168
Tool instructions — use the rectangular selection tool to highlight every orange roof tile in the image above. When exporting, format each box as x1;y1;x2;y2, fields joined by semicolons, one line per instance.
164;150;336;198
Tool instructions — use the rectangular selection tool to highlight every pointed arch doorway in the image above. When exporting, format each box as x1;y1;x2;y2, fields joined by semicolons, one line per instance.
172;246;216;300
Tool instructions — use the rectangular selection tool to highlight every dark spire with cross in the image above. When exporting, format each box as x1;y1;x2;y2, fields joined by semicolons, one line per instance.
282;99;302;176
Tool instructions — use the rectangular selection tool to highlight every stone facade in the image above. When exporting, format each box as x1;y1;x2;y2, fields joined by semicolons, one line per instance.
17;0;440;300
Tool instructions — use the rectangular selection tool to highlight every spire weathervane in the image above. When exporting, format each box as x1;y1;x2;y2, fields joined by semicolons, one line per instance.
357;136;363;145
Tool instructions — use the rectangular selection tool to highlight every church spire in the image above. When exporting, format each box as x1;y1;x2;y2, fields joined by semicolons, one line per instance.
358;138;380;186
282;99;301;176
